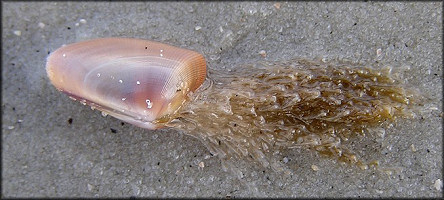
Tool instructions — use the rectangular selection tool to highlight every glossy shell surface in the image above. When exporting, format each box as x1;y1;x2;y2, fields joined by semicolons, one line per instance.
46;38;207;129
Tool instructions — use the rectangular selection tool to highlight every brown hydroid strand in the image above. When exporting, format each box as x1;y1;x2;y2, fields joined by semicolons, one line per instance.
160;58;421;169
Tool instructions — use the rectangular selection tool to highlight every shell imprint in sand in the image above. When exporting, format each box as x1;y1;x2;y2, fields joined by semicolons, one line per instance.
47;38;421;170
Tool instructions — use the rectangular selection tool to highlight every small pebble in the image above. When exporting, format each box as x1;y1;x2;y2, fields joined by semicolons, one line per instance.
13;30;21;36
311;164;319;171
87;183;94;191
283;157;289;163
79;19;87;24
376;48;383;60
198;161;205;168
259;50;267;57
195;26;202;31
434;179;442;191
376;48;382;56
410;144;417;152
38;22;45;29
274;3;281;9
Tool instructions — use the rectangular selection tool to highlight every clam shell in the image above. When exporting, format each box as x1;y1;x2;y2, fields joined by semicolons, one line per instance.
46;38;207;129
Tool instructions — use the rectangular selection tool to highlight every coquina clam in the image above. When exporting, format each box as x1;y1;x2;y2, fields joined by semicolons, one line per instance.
46;38;206;129
47;37;420;170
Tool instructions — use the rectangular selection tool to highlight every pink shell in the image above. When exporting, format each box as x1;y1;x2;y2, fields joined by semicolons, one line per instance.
46;38;207;129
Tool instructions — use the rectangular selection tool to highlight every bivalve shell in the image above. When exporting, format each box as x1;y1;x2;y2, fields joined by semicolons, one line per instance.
46;38;207;129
